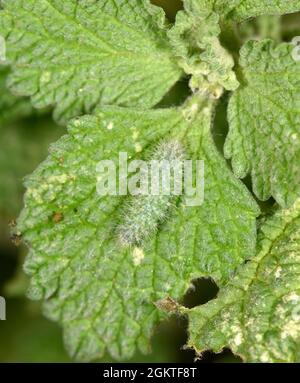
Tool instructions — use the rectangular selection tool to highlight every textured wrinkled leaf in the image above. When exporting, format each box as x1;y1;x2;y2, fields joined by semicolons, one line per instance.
0;0;182;124
17;100;259;361
168;0;239;93
168;0;300;94
227;0;300;21
187;198;300;363
225;40;300;207
199;0;300;21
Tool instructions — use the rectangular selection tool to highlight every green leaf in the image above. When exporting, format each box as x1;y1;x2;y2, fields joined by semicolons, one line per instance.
226;0;300;21
198;0;300;21
17;98;259;361
186;198;300;363
0;0;182;124
169;0;300;84
225;40;300;207
168;0;239;93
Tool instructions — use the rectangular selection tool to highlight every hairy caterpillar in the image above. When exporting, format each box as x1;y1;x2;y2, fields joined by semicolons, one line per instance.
117;140;186;247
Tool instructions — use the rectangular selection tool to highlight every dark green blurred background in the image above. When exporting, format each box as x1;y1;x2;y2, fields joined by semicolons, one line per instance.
1;0;298;363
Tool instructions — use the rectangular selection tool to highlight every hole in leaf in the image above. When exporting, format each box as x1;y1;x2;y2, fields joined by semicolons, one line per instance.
150;316;195;362
182;277;219;309
150;315;243;363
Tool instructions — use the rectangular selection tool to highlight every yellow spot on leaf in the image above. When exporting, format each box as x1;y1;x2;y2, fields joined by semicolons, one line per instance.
132;247;144;266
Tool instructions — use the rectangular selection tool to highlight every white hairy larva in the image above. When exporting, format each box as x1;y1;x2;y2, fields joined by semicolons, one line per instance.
117;140;186;247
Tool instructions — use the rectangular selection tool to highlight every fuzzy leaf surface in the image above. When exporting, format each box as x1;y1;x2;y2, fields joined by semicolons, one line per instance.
168;0;239;93
225;40;300;207
226;0;300;21
0;0;182;124
17;101;259;361
187;198;300;362
200;1;300;21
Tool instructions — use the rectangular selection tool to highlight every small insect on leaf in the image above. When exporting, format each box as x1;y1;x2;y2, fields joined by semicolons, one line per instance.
155;297;179;313
52;212;63;224
116;139;186;247
10;233;22;247
8;219;17;228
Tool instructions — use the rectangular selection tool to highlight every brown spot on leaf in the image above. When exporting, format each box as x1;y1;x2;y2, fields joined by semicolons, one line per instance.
52;212;63;223
8;219;17;228
11;233;22;247
155;297;179;313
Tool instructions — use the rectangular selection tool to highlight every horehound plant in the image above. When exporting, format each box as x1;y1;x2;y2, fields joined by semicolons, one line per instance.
1;0;300;362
